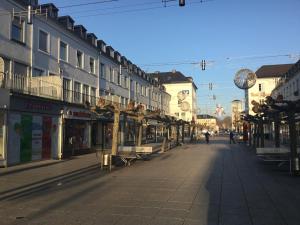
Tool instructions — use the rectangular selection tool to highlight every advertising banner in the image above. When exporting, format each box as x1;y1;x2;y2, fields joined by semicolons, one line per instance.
7;113;21;165
20;115;32;163
31;116;42;161
42;116;52;159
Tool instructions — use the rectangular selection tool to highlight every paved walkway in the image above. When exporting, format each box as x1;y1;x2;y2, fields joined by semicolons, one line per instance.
1;137;300;225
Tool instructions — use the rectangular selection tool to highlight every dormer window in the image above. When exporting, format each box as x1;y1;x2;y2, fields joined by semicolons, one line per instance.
101;44;106;52
110;50;114;58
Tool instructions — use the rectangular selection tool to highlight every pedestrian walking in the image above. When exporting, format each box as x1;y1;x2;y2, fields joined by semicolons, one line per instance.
229;131;236;144
204;131;210;144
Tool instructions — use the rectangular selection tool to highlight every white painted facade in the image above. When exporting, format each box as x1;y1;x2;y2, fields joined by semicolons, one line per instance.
271;65;300;101
245;77;281;115
98;43;171;114
163;82;197;122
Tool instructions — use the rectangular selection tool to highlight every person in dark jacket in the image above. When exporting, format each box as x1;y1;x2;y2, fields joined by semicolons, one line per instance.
229;131;236;144
204;131;210;144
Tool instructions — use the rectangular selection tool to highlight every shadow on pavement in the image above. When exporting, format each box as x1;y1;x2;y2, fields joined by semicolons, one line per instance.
0;164;104;201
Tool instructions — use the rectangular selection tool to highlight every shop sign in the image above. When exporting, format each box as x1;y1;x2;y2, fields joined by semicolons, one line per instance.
64;107;92;120
10;96;61;114
250;92;268;97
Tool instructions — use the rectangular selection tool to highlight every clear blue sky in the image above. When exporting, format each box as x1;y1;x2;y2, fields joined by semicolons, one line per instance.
40;0;300;116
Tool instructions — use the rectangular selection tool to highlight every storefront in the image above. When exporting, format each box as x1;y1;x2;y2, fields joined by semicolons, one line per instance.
5;94;62;166
123;117;137;146
63;107;94;158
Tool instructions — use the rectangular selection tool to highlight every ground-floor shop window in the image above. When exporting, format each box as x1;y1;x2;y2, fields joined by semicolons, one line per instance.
65;120;90;154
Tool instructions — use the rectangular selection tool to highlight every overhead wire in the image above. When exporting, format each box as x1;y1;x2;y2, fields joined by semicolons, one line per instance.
58;0;119;9
140;53;299;67
73;0;213;18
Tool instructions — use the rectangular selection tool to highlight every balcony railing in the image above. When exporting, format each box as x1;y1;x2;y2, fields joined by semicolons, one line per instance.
0;73;99;107
0;73;62;100
0;73;165;112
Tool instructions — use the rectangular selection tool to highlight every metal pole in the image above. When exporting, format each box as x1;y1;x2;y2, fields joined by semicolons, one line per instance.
111;110;120;156
256;123;260;148
274;115;280;148
137;116;143;146
288;110;299;175
248;123;252;146
176;123;179;145
259;117;264;148
182;123;184;143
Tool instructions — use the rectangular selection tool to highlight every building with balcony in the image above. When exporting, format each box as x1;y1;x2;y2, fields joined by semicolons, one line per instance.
0;0;173;166
0;0;100;166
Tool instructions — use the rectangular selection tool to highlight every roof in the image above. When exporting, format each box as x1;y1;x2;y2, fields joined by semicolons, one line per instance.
255;64;293;78
149;71;198;89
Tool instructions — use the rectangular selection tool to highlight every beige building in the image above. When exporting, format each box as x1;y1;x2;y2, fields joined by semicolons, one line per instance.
150;71;197;122
245;64;293;115
231;100;243;132
196;114;218;132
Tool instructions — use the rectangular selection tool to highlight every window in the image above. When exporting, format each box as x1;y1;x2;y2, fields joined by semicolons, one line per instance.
63;78;71;102
136;82;139;93
109;67;113;82
77;51;83;68
90;87;96;106
124;77;128;88
32;68;44;77
11;17;24;43
60;41;68;61
175;113;179;117
74;82;81;103
100;63;105;78
89;58;95;74
39;30;49;53
121;97;125;106
117;73;121;85
130;79;134;91
258;83;263;92
83;85;89;104
13;61;28;76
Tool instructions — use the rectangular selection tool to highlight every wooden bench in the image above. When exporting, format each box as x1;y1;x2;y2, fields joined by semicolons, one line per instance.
118;144;163;166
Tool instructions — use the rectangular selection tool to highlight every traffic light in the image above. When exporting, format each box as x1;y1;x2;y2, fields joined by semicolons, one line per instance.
201;60;206;70
179;0;185;6
209;83;213;90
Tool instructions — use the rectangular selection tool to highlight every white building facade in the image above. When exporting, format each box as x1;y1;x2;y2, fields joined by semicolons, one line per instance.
150;71;197;122
245;64;293;115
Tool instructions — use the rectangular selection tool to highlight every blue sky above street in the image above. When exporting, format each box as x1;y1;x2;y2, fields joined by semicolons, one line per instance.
40;0;300;116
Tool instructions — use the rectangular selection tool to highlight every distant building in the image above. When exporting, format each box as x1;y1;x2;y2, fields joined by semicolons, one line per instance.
231;100;243;132
150;70;197;122
196;114;218;132
245;64;293;115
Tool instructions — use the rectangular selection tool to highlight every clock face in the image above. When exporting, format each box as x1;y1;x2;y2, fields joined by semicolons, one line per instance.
234;69;256;89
